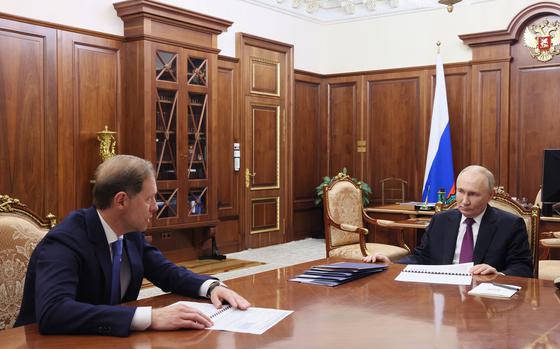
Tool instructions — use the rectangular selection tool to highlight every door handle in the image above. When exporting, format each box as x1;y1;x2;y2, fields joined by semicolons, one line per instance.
245;168;256;188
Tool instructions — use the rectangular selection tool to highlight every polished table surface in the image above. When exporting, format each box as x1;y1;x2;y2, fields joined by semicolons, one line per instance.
3;258;560;349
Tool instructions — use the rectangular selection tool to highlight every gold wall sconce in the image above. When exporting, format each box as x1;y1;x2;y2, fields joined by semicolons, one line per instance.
96;125;117;161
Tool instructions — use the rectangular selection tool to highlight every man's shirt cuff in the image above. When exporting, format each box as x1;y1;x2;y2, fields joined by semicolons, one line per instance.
199;279;226;298
131;306;152;331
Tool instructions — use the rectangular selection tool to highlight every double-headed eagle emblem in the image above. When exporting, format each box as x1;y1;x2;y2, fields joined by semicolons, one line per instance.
523;19;560;62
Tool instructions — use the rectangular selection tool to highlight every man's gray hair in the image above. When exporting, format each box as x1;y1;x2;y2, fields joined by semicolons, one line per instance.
92;155;155;209
458;165;495;192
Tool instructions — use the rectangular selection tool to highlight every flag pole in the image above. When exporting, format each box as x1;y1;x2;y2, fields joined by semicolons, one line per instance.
436;41;441;54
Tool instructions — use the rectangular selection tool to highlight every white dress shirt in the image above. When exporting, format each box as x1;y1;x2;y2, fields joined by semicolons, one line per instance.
452;208;486;264
96;211;219;331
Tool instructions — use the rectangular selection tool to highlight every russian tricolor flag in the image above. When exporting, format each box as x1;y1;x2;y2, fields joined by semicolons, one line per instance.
422;53;455;203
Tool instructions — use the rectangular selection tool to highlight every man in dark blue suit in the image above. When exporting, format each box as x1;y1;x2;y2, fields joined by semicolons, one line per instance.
364;165;533;277
15;155;250;336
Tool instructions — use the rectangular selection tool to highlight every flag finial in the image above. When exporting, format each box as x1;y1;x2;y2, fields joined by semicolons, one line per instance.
436;41;441;54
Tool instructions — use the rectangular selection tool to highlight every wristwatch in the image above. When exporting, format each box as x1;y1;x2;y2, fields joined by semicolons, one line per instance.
206;281;224;298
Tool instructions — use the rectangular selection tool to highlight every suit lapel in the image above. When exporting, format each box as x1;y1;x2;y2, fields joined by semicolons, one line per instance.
85;207;113;303
473;206;497;264
442;210;462;263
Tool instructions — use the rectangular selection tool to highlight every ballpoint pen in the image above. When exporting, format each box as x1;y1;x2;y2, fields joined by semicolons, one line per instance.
491;282;521;291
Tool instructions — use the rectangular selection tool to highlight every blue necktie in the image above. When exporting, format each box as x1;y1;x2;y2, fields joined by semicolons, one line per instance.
110;239;123;305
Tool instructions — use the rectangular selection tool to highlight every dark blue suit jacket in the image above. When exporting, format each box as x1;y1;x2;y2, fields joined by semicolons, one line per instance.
398;206;533;277
15;207;212;336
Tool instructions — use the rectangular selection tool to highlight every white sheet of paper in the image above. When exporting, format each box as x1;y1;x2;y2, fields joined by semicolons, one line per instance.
175;301;293;335
468;283;518;298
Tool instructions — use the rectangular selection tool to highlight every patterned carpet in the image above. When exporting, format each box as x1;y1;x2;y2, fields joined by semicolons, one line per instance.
138;238;325;299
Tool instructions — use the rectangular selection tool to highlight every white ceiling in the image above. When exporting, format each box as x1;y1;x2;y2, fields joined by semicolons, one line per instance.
240;0;486;24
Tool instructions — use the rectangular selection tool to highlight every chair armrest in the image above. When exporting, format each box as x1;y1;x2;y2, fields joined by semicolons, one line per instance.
541;238;560;248
340;223;358;231
328;220;368;236
362;210;398;227
375;219;397;227
540;231;560;238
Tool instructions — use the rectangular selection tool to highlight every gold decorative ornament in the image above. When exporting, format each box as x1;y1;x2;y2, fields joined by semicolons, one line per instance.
96;125;117;161
0;194;57;227
0;194;20;212
523;19;560;62
438;0;462;13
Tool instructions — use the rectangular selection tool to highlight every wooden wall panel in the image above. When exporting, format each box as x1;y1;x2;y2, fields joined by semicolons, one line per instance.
293;77;321;208
0;19;57;217
325;78;361;177
217;57;240;217
508;13;560;201
471;66;507;184
514;66;560;199
365;75;424;203
58;31;122;217
215;56;242;252
293;71;323;240
215;219;241;254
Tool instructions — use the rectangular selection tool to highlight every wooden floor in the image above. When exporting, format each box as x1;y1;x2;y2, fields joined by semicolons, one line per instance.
141;258;266;288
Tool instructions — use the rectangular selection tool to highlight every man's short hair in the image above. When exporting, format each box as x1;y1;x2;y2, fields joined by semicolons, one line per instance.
92;155;155;209
458;165;495;192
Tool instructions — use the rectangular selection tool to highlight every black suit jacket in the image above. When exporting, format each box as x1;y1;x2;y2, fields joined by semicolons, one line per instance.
398;206;533;277
15;207;213;336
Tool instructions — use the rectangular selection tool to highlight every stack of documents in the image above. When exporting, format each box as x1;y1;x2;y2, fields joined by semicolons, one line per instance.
289;262;387;287
395;262;473;285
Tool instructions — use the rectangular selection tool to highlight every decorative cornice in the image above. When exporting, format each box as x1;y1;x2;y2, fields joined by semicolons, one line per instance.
114;0;232;35
460;2;560;47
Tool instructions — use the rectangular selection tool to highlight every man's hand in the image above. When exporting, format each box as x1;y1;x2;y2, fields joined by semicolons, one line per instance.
209;286;251;310
149;303;213;331
362;252;391;264
470;263;498;275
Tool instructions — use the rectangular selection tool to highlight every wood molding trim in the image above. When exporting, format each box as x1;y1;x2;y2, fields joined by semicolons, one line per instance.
459;2;560;47
236;32;294;53
114;0;231;48
0;12;124;41
113;0;232;34
219;55;239;63
294;69;323;80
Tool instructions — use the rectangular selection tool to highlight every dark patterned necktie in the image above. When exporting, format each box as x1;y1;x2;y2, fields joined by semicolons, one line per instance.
110;239;123;304
459;218;475;263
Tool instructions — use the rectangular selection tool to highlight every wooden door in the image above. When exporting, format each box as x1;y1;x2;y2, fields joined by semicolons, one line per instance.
245;97;283;246
237;33;293;249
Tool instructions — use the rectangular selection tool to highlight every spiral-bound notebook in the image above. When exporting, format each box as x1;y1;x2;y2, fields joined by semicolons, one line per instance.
174;301;293;335
395;262;473;285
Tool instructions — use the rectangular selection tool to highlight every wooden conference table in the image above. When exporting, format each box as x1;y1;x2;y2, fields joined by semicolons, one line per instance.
2;258;560;349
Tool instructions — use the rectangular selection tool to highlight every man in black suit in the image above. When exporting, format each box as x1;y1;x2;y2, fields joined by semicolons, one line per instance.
364;165;533;277
16;155;250;336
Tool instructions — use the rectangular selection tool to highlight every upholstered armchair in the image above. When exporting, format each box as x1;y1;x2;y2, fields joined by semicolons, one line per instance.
0;195;55;330
539;233;560;281
436;187;540;276
323;173;409;261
